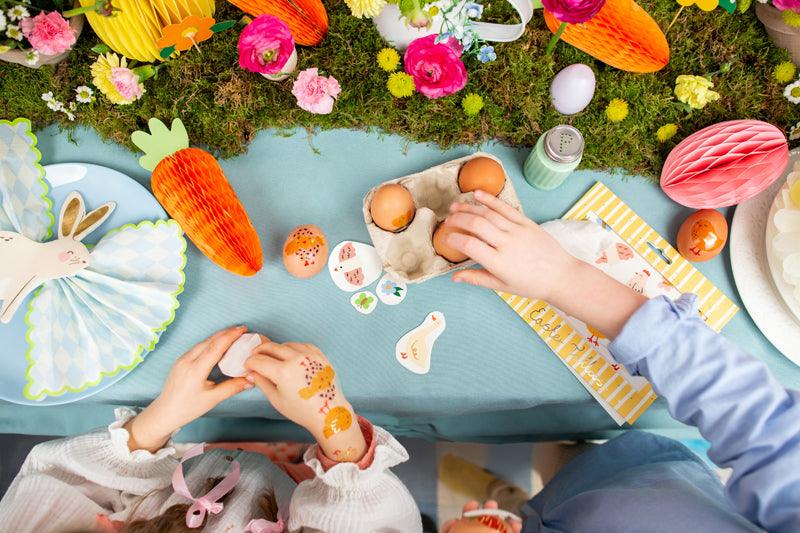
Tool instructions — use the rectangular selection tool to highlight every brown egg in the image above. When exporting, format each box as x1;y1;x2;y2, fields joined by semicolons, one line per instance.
283;224;329;279
433;222;471;263
458;157;506;196
369;183;416;232
676;209;728;262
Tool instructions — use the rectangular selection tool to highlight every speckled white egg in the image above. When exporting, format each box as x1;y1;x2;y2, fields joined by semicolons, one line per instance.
550;64;596;115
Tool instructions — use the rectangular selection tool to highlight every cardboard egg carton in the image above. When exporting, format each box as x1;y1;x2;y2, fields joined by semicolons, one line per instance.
362;152;523;283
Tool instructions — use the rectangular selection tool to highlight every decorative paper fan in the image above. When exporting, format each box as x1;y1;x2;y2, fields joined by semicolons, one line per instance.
543;0;670;73
0;118;186;401
660;120;789;209
227;0;328;46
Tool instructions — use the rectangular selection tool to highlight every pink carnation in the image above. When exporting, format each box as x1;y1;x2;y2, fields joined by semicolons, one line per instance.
111;67;143;101
773;0;800;11
404;35;467;100
542;0;606;24
292;68;341;115
20;11;76;56
238;14;295;75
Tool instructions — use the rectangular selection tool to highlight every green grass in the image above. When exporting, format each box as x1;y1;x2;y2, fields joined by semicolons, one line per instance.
0;0;798;178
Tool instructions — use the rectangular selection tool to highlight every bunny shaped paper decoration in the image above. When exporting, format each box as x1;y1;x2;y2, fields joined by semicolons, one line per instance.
0;118;187;401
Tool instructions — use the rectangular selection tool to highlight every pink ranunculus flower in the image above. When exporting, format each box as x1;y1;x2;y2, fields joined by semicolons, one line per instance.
20;11;76;56
773;0;800;11
404;35;467;100
542;0;606;24
292;68;341;114
238;14;295;75
111;67;144;101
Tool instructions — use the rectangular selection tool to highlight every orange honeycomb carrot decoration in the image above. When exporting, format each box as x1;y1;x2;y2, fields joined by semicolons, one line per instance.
544;0;670;73
227;0;328;46
132;118;263;277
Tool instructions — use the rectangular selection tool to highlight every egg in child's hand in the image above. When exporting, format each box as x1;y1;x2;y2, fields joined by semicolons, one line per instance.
458;157;506;196
370;183;416;232
676;209;728;262
283;224;329;278
433;222;471;263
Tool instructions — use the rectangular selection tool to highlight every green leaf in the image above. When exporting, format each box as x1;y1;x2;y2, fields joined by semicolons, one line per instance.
91;43;111;55
131;118;190;172
738;0;752;12
159;45;176;60
718;0;736;13
132;64;156;81
210;20;237;33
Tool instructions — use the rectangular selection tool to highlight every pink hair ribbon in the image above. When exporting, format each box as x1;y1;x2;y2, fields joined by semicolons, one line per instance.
244;518;285;533
171;443;241;528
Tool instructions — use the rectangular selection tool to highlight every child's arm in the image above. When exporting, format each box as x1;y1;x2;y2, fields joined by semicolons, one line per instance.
246;342;423;532
445;190;800;532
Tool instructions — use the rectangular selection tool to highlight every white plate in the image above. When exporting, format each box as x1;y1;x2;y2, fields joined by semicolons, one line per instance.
765;160;800;322
730;149;800;367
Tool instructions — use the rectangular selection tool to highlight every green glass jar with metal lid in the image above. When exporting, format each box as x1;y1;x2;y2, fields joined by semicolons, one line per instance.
523;125;584;190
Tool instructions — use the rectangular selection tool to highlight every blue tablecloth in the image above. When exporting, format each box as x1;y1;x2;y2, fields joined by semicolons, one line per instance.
1;125;798;443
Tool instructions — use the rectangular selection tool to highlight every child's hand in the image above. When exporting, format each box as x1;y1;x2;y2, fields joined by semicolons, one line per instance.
440;500;523;533
444;190;579;303
126;326;255;452
245;342;367;463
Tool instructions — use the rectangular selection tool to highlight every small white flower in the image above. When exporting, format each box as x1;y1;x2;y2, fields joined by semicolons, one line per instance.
41;91;54;103
790;122;800;141
6;24;22;41
7;5;29;21
24;49;38;65
0;11;7;32
785;80;800;104
74;85;94;103
46;99;64;112
64;111;75;121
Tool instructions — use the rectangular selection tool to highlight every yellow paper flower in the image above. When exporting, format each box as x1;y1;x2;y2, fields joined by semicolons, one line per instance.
656;123;678;142
674;75;720;110
774;62;797;84
91;53;145;105
605;98;629;122
387;72;415;98
377;48;400;72
345;0;386;18
462;93;484;116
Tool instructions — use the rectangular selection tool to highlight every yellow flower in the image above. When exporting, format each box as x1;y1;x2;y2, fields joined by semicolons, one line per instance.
91;53;144;105
387;72;415;98
377;48;400;72
0;45;10;54
656;123;678;142
345;0;386;18
774;62;797;84
674;74;720;110
462;93;484;116
605;98;629;122
782;9;800;28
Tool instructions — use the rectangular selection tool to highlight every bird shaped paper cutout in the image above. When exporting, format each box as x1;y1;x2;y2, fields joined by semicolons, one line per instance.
0;118;186;401
327;241;383;291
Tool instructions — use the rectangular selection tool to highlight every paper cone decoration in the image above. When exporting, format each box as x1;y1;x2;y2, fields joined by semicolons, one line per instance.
0;118;186;400
131;118;264;276
661;120;789;209
544;0;670;73
227;0;328;46
80;0;215;61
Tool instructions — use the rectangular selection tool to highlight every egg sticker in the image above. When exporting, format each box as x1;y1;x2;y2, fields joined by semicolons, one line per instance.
350;290;378;315
376;273;407;305
328;241;384;292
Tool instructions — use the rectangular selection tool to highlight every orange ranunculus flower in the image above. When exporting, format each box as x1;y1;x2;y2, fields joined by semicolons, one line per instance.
157;15;215;52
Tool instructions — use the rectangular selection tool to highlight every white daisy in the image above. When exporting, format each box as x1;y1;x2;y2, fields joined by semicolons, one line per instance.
785;80;800;105
7;5;29;21
74;85;94;103
24;49;38;65
790;122;800;141
0;11;7;32
41;91;54;103
6;24;22;41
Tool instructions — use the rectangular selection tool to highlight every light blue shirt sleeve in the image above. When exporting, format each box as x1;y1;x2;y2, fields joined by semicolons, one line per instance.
609;294;800;533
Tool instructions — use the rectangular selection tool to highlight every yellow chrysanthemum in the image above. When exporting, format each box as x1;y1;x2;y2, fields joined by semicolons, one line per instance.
91;53;144;105
656;123;678;142
782;9;800;28
674;74;720;110
345;0;386;18
774;61;797;84
387;72;415;98
462;93;484;116
605;98;629;122
377;48;400;72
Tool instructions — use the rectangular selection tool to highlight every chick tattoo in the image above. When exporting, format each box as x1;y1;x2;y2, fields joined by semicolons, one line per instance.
298;357;354;439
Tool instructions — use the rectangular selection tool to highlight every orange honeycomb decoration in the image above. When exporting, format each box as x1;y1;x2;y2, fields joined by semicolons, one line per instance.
153;148;263;276
544;0;670;73
227;0;328;46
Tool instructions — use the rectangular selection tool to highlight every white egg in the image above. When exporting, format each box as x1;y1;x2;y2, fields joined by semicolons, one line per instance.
550;64;596;115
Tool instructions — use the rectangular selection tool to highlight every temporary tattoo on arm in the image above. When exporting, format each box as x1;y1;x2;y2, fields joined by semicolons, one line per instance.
333;446;359;462
322;405;353;438
298;356;354;439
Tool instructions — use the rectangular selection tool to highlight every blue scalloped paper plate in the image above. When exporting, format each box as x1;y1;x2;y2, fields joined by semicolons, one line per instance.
0;163;168;406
